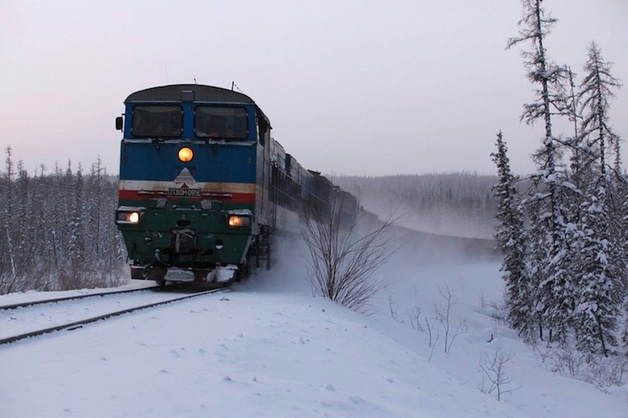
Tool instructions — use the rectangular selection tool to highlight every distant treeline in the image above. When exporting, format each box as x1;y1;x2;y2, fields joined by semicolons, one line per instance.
0;148;126;295
334;173;499;239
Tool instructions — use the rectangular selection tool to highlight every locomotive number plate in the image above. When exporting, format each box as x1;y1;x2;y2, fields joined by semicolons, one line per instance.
168;188;201;197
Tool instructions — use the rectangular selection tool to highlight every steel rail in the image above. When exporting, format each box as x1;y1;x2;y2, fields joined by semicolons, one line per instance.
0;286;162;311
0;287;228;346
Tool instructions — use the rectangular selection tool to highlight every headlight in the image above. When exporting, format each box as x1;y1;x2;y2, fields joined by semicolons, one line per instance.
178;147;194;163
117;211;141;224
228;215;251;228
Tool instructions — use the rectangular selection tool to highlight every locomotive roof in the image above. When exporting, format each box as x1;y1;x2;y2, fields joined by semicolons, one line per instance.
125;84;271;126
126;84;255;103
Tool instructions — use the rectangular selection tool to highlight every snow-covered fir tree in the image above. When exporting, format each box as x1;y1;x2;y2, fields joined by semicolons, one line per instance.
68;164;86;286
578;42;625;267
491;132;534;338
1;147;18;293
572;42;624;355
575;183;620;355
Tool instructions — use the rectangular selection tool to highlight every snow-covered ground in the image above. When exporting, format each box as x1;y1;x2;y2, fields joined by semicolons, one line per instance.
1;235;627;418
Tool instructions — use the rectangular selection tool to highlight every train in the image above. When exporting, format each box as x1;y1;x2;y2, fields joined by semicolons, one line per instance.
115;84;359;284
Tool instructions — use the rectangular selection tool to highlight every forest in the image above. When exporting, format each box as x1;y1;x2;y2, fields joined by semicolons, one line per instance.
334;172;498;239
0;151;126;294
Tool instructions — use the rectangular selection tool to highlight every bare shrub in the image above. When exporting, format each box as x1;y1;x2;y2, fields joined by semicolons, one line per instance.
424;315;441;362
548;345;628;389
478;349;519;401
301;198;397;313
434;284;467;355
550;344;588;378
405;285;467;360
407;305;423;332
387;293;400;322
586;356;628;389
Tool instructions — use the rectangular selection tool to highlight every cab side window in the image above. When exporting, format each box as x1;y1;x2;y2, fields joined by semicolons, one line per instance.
257;116;269;146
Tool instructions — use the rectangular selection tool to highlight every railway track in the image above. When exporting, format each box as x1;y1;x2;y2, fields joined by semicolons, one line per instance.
0;285;163;310
0;285;229;346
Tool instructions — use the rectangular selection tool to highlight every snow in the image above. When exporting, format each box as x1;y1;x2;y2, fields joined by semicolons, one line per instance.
1;236;627;418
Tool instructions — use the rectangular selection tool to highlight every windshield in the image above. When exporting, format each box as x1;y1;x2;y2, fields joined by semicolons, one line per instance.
131;105;183;138
195;106;248;140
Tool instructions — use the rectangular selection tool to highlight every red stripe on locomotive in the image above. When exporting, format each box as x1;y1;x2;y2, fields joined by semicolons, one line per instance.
118;189;256;204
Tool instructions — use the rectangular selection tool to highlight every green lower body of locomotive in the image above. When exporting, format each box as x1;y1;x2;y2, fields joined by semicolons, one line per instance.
117;205;255;270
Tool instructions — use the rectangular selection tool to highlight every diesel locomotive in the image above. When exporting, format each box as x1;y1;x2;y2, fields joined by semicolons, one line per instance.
115;84;358;284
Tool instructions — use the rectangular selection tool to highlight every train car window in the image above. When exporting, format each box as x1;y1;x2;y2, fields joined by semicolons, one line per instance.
131;105;183;138
195;106;248;140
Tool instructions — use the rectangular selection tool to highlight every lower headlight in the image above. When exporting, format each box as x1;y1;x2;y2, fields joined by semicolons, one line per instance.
228;215;251;227
117;211;141;224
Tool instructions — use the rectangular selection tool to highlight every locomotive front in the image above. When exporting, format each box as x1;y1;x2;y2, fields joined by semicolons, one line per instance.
115;85;272;283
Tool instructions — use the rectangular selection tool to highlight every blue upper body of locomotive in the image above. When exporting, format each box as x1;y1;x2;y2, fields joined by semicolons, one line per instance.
118;84;268;186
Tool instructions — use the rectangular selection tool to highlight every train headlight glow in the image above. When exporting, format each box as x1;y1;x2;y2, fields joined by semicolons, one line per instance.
228;215;251;228
178;147;194;163
117;211;141;224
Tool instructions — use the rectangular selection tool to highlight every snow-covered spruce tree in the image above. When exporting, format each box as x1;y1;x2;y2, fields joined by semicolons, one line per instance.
578;42;626;283
507;0;577;342
83;160;102;272
575;184;620;355
102;174;127;278
1;147;19;294
14;162;33;288
491;131;533;338
573;42;623;355
67;165;86;288
32;166;56;288
82;160;126;285
524;193;549;340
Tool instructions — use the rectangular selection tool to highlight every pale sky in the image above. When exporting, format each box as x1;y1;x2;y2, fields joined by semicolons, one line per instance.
1;0;626;176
